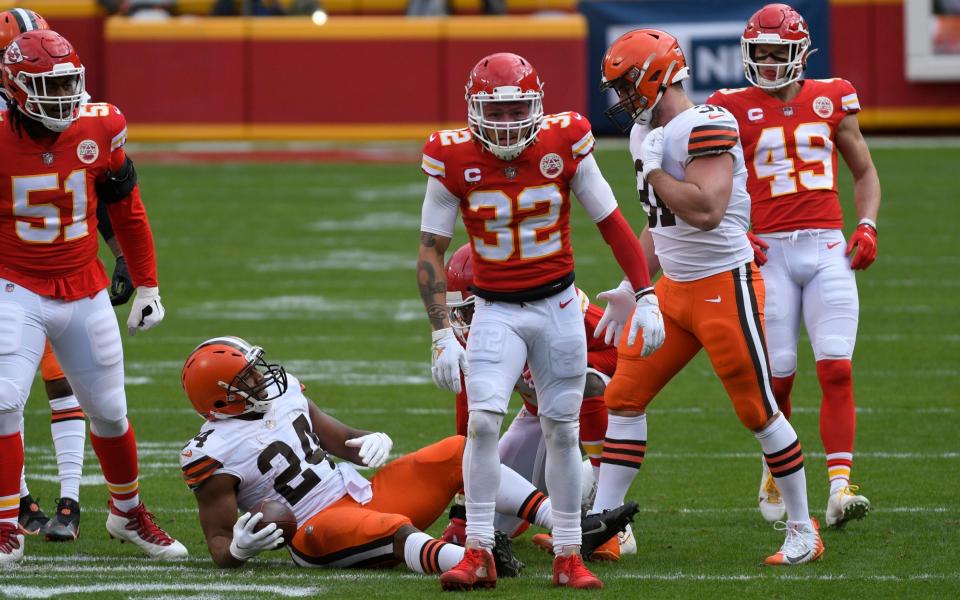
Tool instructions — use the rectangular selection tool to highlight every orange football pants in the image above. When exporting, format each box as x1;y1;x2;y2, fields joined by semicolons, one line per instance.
606;263;778;430
290;435;465;568
40;341;65;382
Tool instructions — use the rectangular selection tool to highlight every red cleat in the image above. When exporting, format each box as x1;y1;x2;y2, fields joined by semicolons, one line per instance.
553;553;603;589
439;547;497;591
441;517;466;545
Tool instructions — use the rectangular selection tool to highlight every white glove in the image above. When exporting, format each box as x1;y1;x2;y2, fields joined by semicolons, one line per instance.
431;327;468;393
126;286;165;335
593;280;637;347
640;126;665;181
627;293;666;356
228;511;284;562
345;432;393;468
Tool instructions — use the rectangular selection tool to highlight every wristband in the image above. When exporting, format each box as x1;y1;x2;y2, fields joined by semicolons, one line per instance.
857;217;877;232
634;286;655;300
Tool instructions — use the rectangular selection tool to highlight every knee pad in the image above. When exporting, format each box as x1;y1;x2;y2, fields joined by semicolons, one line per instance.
467;410;503;440
537;389;582;422
88;414;127;438
814;335;854;361
0;377;25;413
82;379;127;432
540;417;580;449
816;359;852;387
769;350;798;378
465;373;510;415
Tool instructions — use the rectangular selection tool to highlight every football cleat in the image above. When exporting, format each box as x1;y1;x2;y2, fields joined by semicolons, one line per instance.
581;501;639;558
440;502;466;545
105;500;188;559
764;517;824;566
825;484;871;528
588;535;620;562
553;552;603;589
619;523;637;555
439;546;497;591
491;530;524;578
18;494;50;535
0;522;24;564
43;498;81;542
531;532;554;555
758;460;787;523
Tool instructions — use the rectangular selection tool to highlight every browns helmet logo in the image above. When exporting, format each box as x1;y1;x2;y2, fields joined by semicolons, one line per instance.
4;41;22;64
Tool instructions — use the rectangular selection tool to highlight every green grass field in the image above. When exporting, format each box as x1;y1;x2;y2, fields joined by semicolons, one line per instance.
2;141;958;599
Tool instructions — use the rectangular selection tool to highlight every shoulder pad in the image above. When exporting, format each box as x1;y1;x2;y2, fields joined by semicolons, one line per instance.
422;129;471;178
687;109;739;157
541;112;594;159
180;451;223;491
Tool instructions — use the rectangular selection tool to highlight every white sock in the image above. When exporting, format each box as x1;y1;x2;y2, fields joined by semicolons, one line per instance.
495;464;552;529
541;417;582;550
464;410;502;549
551;510;582;554
592;413;646;513
50;395;85;502
18;416;28;498
756;415;810;522
403;531;465;574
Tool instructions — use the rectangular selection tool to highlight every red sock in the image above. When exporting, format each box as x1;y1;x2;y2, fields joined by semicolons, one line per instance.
772;374;796;420
90;420;140;511
455;388;468;437
579;395;607;470
0;431;24;525
817;359;856;487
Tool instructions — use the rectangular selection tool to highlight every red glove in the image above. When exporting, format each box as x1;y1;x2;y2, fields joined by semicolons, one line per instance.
747;231;769;266
846;221;878;270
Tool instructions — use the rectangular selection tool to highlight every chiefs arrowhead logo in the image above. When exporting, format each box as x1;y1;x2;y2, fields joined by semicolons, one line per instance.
4;41;23;64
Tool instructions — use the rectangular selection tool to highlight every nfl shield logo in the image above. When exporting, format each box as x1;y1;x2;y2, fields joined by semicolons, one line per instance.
41;152;54;165
782;106;795;117
4;283;13;293
504;166;517;180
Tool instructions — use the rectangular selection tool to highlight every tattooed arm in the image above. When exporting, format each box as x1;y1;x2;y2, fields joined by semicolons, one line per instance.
417;231;453;330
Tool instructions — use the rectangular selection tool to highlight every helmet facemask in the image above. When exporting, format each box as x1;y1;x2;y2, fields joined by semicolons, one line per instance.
601;58;684;132
209;342;287;419
446;291;475;345
742;36;810;90
467;88;543;161
9;62;85;132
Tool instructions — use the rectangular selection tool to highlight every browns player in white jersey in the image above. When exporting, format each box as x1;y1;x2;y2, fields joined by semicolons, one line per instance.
594;28;823;566
417;53;664;590
707;3;880;528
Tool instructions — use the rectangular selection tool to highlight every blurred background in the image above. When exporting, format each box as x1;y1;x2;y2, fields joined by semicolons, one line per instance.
16;0;960;141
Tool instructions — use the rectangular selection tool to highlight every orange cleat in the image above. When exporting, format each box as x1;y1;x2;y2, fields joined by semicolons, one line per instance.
439;547;497;591
589;535;621;562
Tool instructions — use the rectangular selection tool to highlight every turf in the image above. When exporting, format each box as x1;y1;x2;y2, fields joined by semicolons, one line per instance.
3;143;958;599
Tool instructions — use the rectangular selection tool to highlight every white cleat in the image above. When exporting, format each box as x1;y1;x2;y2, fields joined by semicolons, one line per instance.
825;484;871;528
618;523;637;555
764;517;824;566
758;460;787;523
0;522;24;565
106;500;188;559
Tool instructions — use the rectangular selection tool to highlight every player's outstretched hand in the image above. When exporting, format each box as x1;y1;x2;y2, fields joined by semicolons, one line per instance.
627;293;665;356
594;280;636;347
127;286;165;335
229;512;283;562
431;327;468;393
846;222;878;270
109;256;134;306
345;432;393;468
747;231;769;266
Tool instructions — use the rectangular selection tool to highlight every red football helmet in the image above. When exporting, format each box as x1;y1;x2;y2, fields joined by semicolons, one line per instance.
2;29;85;133
445;244;475;344
465;52;544;161
600;29;690;132
181;336;288;421
0;9;49;51
741;3;814;90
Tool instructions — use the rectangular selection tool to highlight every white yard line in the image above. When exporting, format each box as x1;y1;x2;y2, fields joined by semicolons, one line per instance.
2;584;321;599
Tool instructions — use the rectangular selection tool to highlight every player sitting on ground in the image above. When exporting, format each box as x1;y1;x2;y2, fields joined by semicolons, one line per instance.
179;336;635;583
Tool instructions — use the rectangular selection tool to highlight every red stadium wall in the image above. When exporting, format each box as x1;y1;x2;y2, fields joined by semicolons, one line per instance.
100;16;586;140
830;0;960;128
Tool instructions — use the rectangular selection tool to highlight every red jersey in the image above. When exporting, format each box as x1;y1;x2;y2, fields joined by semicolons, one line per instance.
421;112;596;293
707;78;861;233
0;103;156;300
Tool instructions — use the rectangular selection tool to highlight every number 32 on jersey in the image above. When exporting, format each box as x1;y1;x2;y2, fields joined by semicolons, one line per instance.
468;184;562;261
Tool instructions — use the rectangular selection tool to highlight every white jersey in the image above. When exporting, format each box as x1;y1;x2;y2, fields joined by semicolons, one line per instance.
179;374;373;525
631;105;753;281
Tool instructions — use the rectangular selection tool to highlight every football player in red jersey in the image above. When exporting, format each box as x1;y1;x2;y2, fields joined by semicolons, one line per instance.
0;30;186;564
0;7;135;543
439;244;637;562
417;53;664;590
707;3;880;527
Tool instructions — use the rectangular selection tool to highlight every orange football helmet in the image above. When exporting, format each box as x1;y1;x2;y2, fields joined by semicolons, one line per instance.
741;3;814;90
445;244;475;344
2;29;84;133
181;336;288;420
465;52;544;161
600;29;690;132
0;8;49;51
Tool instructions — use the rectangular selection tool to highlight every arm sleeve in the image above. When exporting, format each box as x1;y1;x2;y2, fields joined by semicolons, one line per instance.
104;147;158;288
420;176;460;237
595;208;652;291
571;154;618;223
96;199;114;242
